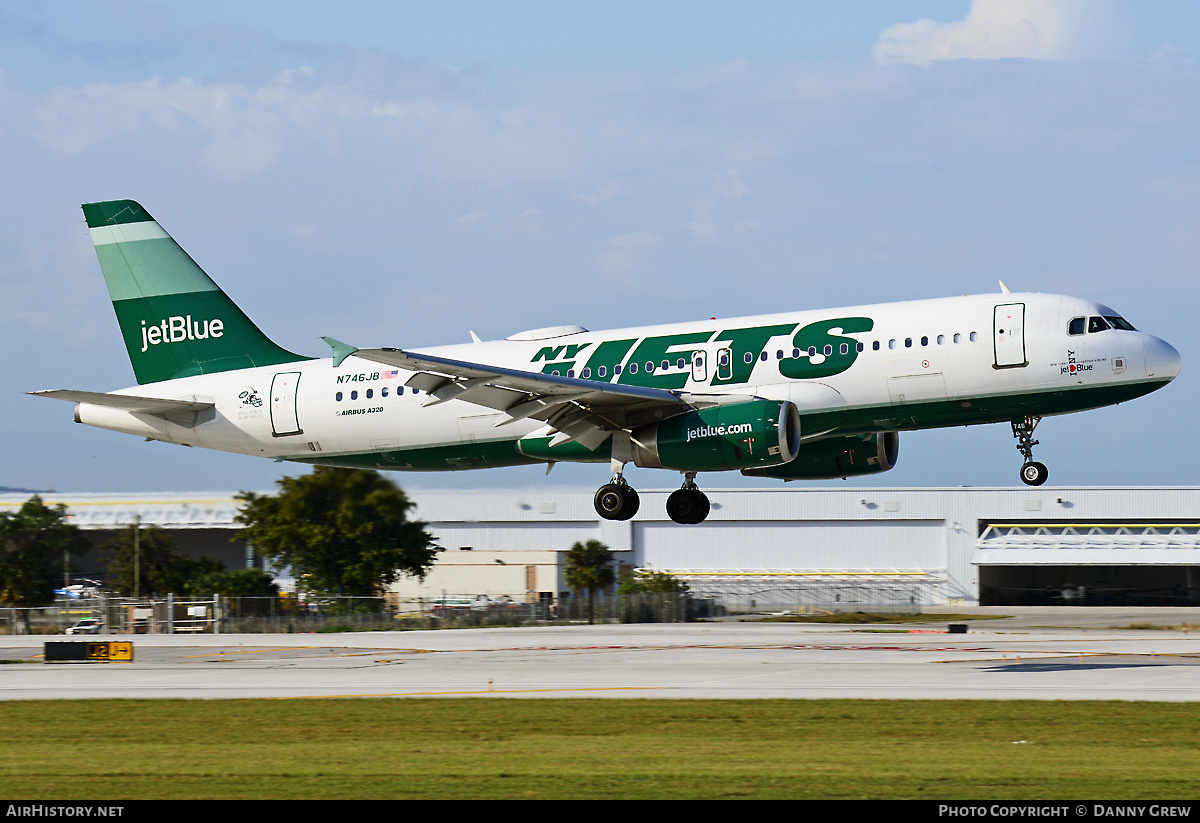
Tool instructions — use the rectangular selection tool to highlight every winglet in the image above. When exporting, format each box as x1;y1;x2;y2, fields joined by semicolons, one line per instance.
321;336;359;368
999;280;1011;294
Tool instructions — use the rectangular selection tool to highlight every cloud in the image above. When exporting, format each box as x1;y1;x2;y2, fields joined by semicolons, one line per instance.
596;231;660;274
31;67;334;178
573;181;623;204
686;169;751;241
27;62;471;180
873;0;1114;67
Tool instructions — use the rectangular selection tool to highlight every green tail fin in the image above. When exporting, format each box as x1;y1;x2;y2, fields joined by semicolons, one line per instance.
82;200;312;385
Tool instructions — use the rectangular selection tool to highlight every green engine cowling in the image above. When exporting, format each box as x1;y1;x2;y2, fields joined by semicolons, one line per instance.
741;431;899;480
631;400;801;472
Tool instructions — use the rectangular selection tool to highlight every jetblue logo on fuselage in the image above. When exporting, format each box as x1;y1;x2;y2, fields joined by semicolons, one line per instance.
139;316;224;352
686;423;752;442
1062;350;1092;375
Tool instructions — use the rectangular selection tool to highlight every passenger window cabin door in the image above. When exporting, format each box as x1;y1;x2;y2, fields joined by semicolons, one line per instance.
993;303;1027;369
691;350;708;383
270;371;303;436
716;347;733;382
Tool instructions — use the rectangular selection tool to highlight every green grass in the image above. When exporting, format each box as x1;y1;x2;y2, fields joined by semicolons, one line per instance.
1119;623;1200;631
1;699;1197;799
757;611;1009;624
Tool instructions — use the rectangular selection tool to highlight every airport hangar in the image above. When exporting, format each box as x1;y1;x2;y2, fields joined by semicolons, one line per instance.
3;487;1200;609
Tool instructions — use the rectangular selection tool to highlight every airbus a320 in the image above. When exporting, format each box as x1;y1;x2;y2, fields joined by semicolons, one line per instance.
31;200;1182;524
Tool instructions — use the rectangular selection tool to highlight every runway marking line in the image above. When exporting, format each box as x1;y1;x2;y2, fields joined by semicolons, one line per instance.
428;643;998;653
176;643;1005;660
933;652;1200;664
181;647;319;658
268;686;669;699
179;647;434;660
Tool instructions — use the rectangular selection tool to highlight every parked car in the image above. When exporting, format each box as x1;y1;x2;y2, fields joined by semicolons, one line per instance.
64;618;102;635
430;595;523;616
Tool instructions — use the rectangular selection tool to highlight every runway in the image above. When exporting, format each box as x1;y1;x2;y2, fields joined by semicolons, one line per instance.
2;608;1199;701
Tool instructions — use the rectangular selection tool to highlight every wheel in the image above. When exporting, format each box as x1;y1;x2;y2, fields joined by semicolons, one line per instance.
666;488;710;524
1020;461;1048;486
623;487;640;519
594;483;639;520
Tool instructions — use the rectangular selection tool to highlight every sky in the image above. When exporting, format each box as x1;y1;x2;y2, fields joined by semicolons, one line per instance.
3;0;1200;495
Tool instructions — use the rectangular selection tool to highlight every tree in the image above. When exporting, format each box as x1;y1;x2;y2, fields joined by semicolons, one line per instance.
186;568;280;598
235;467;438;597
564;539;615;625
618;568;690;595
0;496;90;633
103;524;223;596
186;568;282;618
617;568;691;624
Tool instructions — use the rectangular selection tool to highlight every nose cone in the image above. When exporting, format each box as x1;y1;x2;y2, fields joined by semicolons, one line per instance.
1144;336;1182;381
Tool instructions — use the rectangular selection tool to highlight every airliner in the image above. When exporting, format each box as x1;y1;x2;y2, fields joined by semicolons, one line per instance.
31;200;1182;524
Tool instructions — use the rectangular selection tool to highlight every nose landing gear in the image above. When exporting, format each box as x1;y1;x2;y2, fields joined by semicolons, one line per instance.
1013;415;1048;486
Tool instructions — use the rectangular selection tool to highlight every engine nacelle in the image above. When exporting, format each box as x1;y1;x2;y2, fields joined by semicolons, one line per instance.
742;431;899;480
631;400;801;472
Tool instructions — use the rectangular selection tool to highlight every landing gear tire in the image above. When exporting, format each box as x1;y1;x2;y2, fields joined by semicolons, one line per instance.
666;487;710;525
1012;415;1048;487
595;483;640;521
1020;461;1049;487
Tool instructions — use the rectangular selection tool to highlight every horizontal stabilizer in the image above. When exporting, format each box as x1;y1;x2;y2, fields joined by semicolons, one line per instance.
28;390;214;416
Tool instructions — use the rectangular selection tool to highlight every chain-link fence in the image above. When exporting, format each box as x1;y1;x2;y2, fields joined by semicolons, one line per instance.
0;595;220;635
1;591;696;634
684;581;940;615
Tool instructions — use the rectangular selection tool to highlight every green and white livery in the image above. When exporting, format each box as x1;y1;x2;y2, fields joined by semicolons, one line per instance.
80;200;311;384
31;200;1182;524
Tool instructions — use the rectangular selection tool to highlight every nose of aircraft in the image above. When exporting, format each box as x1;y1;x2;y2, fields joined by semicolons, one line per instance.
1144;336;1182;381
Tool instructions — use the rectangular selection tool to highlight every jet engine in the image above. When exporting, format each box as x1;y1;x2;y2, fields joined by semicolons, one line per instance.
741;431;899;480
630;399;801;472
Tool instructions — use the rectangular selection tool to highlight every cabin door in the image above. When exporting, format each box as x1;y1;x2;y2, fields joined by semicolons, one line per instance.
270;371;303;436
993;303;1027;368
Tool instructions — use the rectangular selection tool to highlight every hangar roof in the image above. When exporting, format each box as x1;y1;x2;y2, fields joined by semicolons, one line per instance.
974;523;1200;565
0;493;249;530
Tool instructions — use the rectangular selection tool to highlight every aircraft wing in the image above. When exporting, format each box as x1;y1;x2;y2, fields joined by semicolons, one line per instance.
28;390;214;416
349;345;744;450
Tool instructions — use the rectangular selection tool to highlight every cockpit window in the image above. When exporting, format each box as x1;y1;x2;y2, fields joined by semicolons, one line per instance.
1088;316;1111;333
1067;317;1086;335
1104;315;1136;331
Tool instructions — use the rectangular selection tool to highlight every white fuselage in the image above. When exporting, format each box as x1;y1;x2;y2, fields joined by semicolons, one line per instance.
74;292;1180;474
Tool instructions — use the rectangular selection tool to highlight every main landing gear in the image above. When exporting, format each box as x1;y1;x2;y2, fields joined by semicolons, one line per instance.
594;476;640;521
666;472;710;525
593;469;711;524
1012;415;1049;486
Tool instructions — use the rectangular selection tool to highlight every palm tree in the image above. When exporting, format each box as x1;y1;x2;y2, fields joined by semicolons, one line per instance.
564;540;614;625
